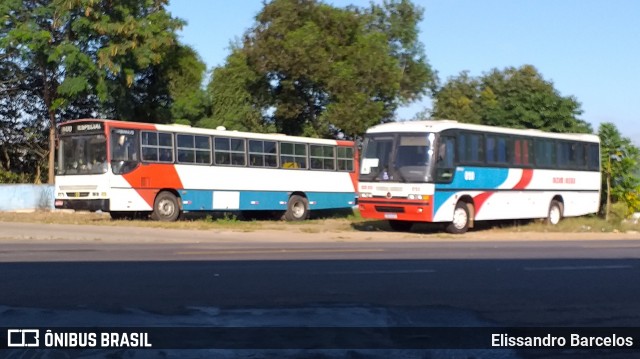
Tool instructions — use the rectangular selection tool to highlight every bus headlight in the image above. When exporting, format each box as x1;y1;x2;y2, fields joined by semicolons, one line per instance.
408;194;430;200
359;192;373;198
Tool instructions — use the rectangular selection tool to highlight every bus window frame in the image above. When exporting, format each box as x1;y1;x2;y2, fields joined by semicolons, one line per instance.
434;134;456;183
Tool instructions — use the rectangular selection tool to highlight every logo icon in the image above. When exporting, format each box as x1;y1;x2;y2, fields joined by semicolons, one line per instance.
7;329;40;347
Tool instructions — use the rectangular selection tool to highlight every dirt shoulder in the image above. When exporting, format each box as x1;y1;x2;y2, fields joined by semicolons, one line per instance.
0;210;639;243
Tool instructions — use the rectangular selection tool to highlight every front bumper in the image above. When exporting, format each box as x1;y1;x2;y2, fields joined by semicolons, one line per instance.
357;198;432;222
54;199;110;212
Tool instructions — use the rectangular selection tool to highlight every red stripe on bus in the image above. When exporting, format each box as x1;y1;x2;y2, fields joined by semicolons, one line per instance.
349;149;359;191
473;192;493;215
105;121;157;131
336;141;358;191
513;169;534;189
122;164;184;208
106;121;167;207
474;168;534;216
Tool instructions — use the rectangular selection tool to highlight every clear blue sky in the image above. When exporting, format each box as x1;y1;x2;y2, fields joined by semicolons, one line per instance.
167;0;640;143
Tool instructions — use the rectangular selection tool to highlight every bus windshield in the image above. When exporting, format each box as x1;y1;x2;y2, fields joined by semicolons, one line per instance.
359;133;433;183
57;134;108;175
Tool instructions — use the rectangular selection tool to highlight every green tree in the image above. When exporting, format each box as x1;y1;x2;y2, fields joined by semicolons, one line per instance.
1;0;184;183
200;48;271;132
209;0;435;138
433;65;592;133
166;45;210;125
598;122;640;220
429;71;481;124
102;44;209;125
0;9;48;183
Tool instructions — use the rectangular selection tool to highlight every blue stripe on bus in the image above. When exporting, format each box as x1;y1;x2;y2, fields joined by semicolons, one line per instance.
433;191;455;216
179;190;356;211
433;167;510;214
435;167;510;190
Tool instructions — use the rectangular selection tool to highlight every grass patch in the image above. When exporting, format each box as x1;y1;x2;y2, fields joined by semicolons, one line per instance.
471;215;640;234
1;209;638;235
523;216;615;233
350;213;640;235
0;209;356;233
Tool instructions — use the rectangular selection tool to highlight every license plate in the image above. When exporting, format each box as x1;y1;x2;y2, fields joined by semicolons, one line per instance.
384;213;398;219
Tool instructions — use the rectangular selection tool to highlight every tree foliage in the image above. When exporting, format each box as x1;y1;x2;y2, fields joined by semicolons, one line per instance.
598;122;640;219
1;0;184;183
0;1;48;182
208;0;435;138
0;89;45;184
200;48;271;132
103;43;208;125
166;45;210;125
432;65;592;133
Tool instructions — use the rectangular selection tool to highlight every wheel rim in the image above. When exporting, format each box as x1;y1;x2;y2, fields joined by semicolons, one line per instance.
453;207;468;229
292;201;305;218
549;205;560;225
158;199;175;218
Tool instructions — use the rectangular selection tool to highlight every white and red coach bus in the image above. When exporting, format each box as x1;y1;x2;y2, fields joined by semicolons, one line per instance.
54;119;357;221
357;120;601;233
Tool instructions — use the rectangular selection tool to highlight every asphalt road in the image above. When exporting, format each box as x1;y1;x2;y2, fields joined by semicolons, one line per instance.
2;221;640;328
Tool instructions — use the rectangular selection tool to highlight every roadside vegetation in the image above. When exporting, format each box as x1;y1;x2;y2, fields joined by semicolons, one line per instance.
0;205;638;235
0;210;359;233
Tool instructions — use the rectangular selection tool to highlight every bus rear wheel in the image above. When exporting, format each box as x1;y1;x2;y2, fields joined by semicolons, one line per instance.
446;201;471;234
283;195;309;221
388;220;413;232
545;200;563;225
150;191;181;222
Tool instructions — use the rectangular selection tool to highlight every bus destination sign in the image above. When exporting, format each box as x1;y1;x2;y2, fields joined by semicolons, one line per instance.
59;122;104;135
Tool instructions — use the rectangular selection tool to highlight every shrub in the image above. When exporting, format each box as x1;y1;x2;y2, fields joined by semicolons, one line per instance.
0;169;30;183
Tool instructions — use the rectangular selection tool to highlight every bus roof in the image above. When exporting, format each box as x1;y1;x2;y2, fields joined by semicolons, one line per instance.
366;120;600;143
61;119;353;146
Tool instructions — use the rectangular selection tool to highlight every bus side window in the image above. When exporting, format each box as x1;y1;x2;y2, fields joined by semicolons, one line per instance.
159;149;173;162
436;136;455;182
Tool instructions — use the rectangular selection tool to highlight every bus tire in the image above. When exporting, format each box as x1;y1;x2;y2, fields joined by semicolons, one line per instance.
283;195;309;221
388;220;413;232
150;191;181;222
446;201;471;234
545;200;563;225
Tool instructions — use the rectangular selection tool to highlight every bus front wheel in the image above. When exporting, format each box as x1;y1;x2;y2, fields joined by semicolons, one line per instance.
283;195;309;221
151;191;181;222
446;201;471;234
546;200;563;225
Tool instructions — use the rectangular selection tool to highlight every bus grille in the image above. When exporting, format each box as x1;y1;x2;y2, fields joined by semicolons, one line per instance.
66;192;90;198
375;206;405;213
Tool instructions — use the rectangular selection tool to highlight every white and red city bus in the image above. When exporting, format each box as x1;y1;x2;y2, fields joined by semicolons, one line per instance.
54;119;358;221
357;120;601;233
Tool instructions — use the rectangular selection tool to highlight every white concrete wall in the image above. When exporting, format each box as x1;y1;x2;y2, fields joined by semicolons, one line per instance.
0;184;54;211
